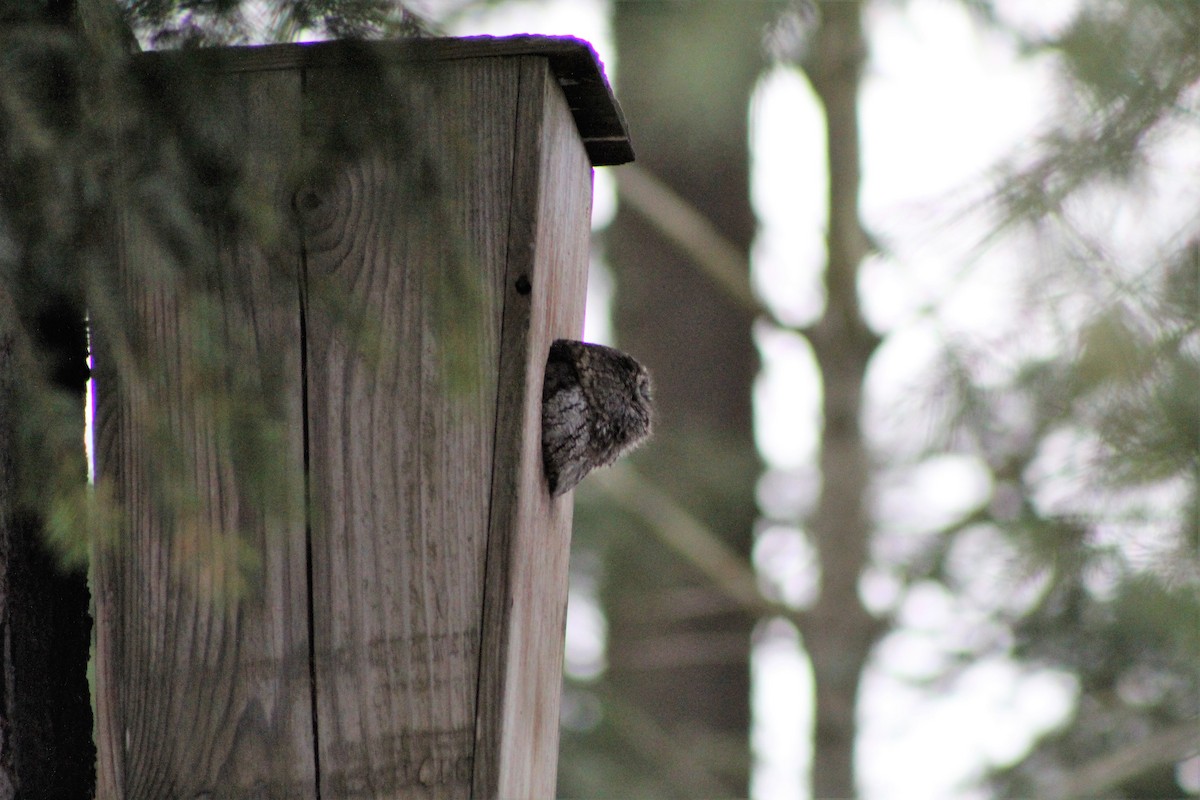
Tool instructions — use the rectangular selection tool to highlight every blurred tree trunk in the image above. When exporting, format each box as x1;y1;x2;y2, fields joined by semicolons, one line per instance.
598;1;774;795
800;2;880;797
0;3;100;796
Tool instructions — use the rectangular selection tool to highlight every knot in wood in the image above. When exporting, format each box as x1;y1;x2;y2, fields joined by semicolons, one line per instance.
293;188;323;212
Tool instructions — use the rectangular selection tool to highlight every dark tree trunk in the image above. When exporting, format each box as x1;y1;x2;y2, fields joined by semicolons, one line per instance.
0;512;94;799
0;298;95;799
0;4;97;797
595;2;775;795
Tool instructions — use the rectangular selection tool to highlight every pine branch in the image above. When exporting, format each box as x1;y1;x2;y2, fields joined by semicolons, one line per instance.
1044;720;1199;800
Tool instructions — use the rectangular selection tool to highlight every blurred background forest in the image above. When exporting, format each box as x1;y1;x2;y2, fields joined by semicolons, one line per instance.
0;0;1196;798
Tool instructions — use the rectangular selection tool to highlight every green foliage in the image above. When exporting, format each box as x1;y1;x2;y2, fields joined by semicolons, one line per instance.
0;0;482;593
903;2;1200;796
120;0;435;47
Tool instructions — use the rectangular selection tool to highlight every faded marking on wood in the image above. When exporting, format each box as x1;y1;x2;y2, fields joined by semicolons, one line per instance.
299;59;518;799
94;69;315;798
471;56;593;800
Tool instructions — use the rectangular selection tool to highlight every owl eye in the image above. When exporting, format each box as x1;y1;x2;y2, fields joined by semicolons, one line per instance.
636;374;652;404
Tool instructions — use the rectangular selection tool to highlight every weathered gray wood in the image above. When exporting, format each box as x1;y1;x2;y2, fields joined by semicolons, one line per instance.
471;56;593;800
298;58;517;798
94;69;315;798
135;35;633;167
97;35;621;799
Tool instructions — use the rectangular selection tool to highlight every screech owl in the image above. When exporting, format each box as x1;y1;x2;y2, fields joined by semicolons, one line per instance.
541;339;654;497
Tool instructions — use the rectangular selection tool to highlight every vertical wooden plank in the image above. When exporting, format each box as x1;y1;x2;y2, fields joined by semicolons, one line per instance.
298;58;517;799
94;69;316;798
471;56;594;800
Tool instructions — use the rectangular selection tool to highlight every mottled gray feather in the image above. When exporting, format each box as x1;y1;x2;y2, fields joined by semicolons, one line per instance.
541;339;653;496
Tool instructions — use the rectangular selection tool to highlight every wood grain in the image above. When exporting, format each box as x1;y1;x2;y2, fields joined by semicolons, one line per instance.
471;56;593;800
94;68;315;798
135;35;634;167
299;58;517;799
97;37;604;799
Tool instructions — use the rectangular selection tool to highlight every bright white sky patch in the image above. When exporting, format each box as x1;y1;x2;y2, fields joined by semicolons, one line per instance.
861;0;1052;215
754;523;819;609
875;453;994;536
858;0;1055;338
991;0;1083;39
752;619;814;800
753;324;820;470
750;66;828;328
860;648;1078;800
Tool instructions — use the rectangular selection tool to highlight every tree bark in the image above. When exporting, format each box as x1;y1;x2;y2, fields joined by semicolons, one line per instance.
800;2;881;797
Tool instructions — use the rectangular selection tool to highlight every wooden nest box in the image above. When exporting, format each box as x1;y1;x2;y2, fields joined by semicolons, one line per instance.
94;35;632;799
